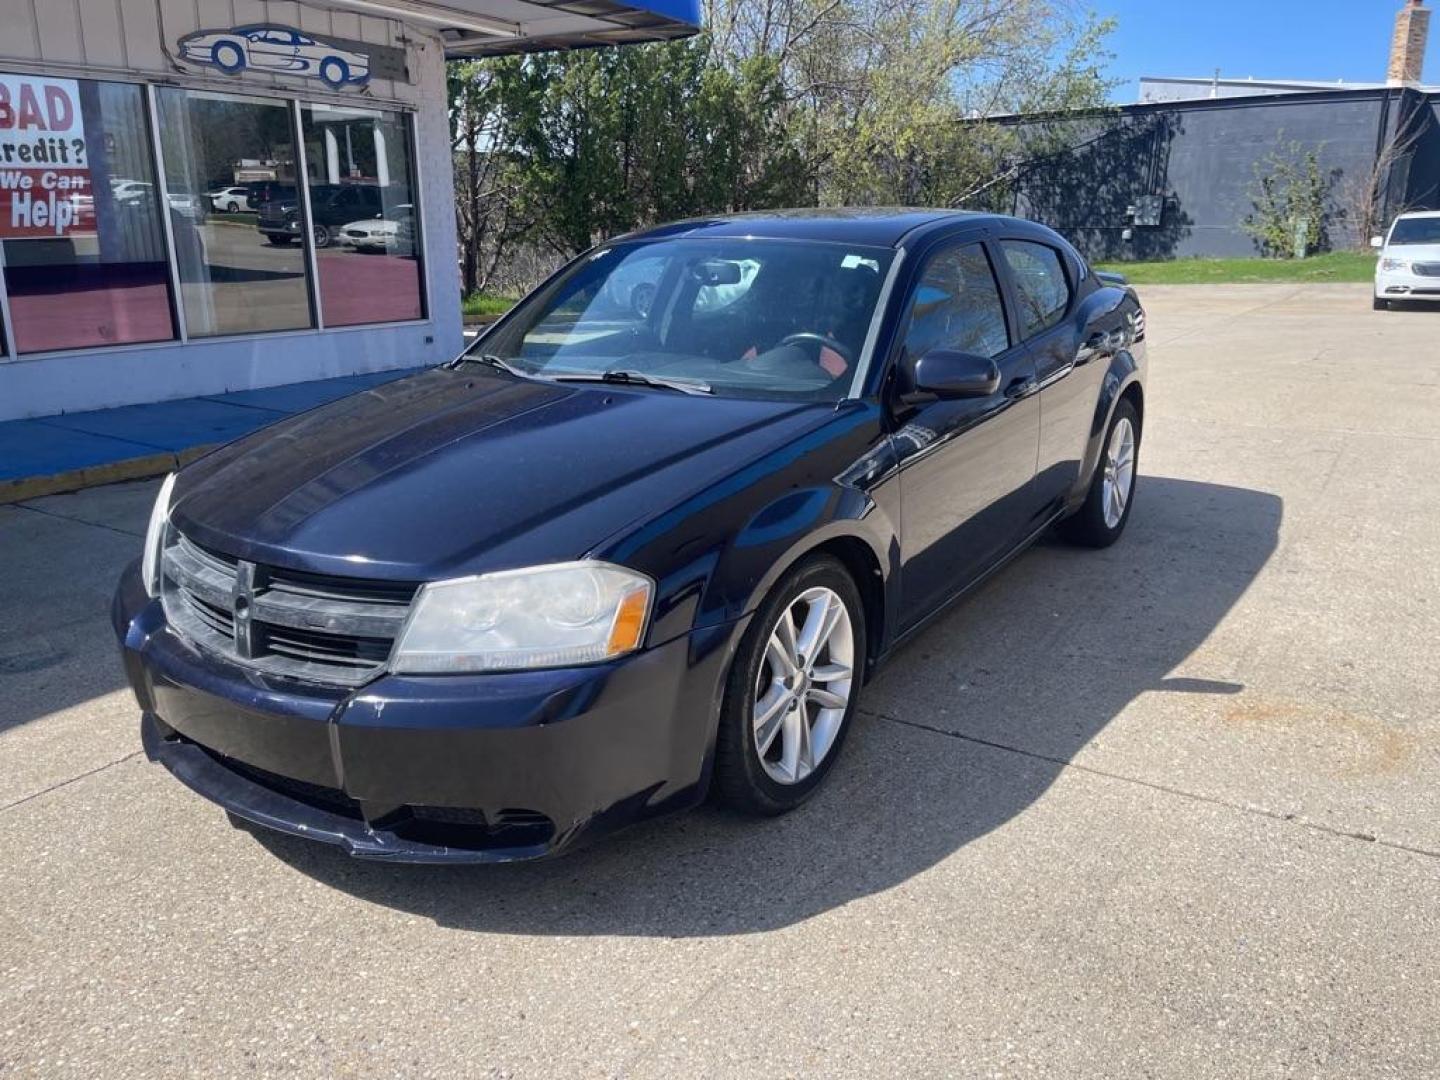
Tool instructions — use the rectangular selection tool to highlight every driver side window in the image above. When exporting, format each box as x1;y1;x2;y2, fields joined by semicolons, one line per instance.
901;243;1009;361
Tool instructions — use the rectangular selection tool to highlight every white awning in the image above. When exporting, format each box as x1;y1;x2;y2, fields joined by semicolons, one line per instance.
319;0;701;56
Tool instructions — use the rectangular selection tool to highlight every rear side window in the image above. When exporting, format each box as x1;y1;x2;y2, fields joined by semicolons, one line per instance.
1000;240;1071;340
900;243;1010;360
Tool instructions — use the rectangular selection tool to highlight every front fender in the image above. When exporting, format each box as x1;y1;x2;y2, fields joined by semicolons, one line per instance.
595;403;897;646
723;483;898;628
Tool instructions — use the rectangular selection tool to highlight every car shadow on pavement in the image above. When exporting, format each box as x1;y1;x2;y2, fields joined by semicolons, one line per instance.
253;475;1282;936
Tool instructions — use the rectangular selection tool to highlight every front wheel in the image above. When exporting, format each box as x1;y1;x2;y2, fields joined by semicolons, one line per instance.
312;224;332;249
225;200;239;213
1373;297;1390;311
1059;399;1140;548
212;41;245;73
713;555;866;815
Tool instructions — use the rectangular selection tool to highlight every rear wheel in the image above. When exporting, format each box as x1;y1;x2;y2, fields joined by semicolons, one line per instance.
1059;399;1139;548
713;556;866;815
319;58;350;87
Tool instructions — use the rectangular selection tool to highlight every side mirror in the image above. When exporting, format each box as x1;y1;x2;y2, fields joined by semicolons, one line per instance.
903;349;1001;401
1370;235;1385;249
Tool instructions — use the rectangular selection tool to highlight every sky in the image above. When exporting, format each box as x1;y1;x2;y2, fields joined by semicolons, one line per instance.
1088;0;1440;101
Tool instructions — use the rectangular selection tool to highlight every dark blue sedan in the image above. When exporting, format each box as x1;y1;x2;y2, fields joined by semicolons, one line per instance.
114;209;1147;862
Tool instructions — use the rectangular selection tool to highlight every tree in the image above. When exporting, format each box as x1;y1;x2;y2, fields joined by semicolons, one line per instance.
1338;105;1426;250
448;1;1115;285
700;0;1116;206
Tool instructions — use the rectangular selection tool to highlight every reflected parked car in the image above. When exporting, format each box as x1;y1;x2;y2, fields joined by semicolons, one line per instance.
165;190;206;222
386;209;416;257
110;179;153;205
259;184;397;249
244;181;296;211
112;181;204;221
178;24;370;87
115;209;1148;864
207;186;251;213
1372;211;1440;310
340;204;413;252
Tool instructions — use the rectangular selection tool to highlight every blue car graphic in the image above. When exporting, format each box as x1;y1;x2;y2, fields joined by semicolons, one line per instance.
178;25;371;88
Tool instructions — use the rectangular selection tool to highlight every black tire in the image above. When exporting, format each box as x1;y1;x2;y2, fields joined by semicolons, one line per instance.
1374;297;1389;311
226;200;239;213
312;224;332;249
266;235;293;246
1059;398;1140;548
713;555;867;816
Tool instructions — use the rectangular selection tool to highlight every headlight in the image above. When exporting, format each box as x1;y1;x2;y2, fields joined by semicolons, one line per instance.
1381;257;1410;272
141;472;177;598
390;562;653;673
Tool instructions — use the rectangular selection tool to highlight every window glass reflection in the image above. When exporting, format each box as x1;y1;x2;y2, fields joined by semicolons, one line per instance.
1;76;175;353
300;103;424;326
156;88;313;337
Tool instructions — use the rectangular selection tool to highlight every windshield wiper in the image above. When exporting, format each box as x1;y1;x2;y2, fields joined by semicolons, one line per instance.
461;353;535;380
549;369;713;395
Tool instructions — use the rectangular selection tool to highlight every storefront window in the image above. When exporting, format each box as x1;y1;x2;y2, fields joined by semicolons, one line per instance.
299;104;424;326
1;75;176;354
155;88;314;337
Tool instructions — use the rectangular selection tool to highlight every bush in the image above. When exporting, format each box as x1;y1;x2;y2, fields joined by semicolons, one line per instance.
1242;139;1336;258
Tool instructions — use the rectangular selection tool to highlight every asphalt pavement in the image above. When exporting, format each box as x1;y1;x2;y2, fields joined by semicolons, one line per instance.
2;283;1437;1078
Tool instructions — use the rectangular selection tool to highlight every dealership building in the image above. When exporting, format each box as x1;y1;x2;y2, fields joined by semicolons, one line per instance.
0;0;699;421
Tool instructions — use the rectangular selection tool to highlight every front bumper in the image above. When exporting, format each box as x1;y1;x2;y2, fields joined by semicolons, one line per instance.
114;561;741;862
1376;269;1440;299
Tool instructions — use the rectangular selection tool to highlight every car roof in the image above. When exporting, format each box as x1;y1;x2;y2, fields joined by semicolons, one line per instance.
1395;210;1440;220
618;208;1001;248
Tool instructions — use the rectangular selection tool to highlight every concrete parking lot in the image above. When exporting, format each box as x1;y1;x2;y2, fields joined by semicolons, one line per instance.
2;283;1438;1078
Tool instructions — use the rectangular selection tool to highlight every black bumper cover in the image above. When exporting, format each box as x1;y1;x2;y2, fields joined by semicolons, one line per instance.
116;562;742;863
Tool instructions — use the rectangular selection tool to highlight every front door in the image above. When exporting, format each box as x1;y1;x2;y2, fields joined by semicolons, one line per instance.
892;240;1041;629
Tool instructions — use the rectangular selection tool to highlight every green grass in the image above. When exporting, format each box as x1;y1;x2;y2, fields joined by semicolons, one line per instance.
462;292;515;321
1096;250;1377;285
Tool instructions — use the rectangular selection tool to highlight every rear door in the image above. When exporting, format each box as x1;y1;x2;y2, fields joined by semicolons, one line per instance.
994;238;1103;513
892;238;1041;629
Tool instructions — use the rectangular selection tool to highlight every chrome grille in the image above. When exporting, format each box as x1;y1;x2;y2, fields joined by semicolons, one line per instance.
161;532;418;686
1412;262;1440;277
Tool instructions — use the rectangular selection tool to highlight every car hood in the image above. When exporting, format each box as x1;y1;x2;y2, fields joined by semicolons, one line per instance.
1386;242;1440;263
171;366;830;581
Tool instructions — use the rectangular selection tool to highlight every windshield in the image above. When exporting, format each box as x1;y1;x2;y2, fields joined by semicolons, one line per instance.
476;238;896;401
1389;217;1440;246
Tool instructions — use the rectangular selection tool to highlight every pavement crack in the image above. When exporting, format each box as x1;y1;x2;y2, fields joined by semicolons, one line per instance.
0;751;142;815
12;501;146;539
860;708;1440;863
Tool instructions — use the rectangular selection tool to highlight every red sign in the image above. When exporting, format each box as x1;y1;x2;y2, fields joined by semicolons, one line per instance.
0;75;95;240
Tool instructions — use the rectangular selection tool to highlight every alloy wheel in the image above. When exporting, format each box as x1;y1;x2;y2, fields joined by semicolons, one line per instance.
1101;416;1136;528
752;586;855;785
